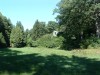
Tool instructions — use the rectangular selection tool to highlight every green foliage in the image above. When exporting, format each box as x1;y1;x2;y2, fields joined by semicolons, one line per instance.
61;37;80;50
0;33;7;47
53;36;64;48
32;41;38;47
80;37;100;49
24;29;32;47
10;21;25;47
0;12;13;47
37;34;64;48
37;34;53;48
46;21;59;33
24;29;39;47
55;0;100;50
31;20;46;40
26;37;33;47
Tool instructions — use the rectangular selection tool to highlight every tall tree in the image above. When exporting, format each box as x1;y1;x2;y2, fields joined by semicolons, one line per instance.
0;12;13;47
94;0;100;38
10;21;25;47
55;0;100;49
46;21;59;34
32;20;46;40
24;29;33;46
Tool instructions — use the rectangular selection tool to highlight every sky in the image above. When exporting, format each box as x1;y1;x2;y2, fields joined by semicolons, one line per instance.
0;0;60;29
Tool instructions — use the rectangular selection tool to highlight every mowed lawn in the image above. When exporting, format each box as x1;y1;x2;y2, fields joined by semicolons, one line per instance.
0;47;100;75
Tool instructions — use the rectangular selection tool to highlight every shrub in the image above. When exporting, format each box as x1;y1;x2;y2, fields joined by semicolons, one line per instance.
37;34;64;48
80;37;100;49
32;41;38;47
26;37;33;47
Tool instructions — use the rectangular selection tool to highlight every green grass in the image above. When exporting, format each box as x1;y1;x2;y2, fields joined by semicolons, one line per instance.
0;47;100;75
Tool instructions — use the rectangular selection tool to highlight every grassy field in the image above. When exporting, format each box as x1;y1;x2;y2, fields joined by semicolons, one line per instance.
0;47;100;75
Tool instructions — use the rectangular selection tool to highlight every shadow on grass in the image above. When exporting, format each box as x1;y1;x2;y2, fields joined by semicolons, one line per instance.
0;48;100;75
34;55;100;75
0;48;22;56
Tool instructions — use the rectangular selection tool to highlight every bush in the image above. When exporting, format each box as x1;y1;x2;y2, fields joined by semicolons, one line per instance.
26;38;38;47
37;34;64;48
32;41;38;47
80;37;100;49
26;37;33;47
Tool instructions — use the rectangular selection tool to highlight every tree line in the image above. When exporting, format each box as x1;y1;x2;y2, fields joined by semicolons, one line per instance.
0;0;100;50
0;13;60;48
10;20;60;48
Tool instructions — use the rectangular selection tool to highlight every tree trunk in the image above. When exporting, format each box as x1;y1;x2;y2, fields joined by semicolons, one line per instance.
2;31;10;47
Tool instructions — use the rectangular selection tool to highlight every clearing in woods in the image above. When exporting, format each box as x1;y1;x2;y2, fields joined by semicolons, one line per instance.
0;47;100;75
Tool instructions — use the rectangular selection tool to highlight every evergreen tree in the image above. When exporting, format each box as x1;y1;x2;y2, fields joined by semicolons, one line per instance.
32;20;46;40
10;21;24;47
24;29;33;46
0;12;13;47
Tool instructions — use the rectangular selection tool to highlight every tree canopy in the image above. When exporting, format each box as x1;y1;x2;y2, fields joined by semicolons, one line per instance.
54;0;100;49
0;12;13;47
31;20;46;40
10;21;25;47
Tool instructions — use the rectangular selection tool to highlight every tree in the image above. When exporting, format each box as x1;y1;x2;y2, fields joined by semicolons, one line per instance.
55;0;100;49
0;33;7;48
24;29;33;47
0;12;13;47
31;20;46;40
10;21;25;47
94;0;100;38
46;21;59;34
24;29;29;43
